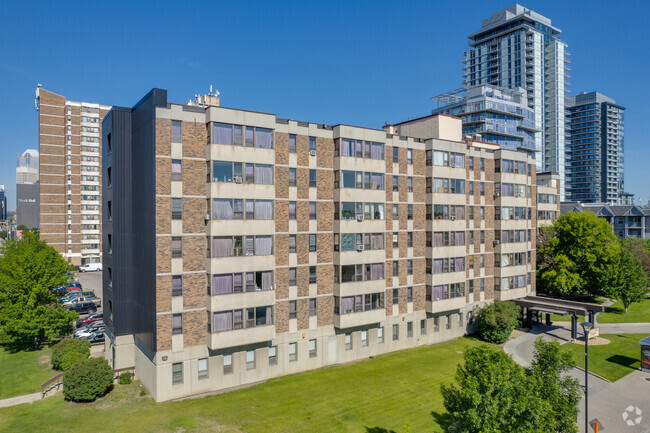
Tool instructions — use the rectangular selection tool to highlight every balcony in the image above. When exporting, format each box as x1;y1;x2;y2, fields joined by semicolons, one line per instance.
426;296;466;314
335;308;385;329
209;325;275;350
496;287;528;301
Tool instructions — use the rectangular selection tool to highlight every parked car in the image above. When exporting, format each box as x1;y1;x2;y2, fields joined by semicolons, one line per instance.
76;313;103;328
86;331;105;344
66;301;97;315
79;263;102;272
75;323;105;339
61;293;84;304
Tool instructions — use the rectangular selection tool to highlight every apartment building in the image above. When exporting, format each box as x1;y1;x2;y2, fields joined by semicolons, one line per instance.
561;202;650;239
35;87;110;265
16;149;40;229
536;172;560;227
103;88;549;401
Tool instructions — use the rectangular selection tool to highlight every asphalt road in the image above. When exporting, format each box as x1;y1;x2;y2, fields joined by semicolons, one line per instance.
75;270;103;313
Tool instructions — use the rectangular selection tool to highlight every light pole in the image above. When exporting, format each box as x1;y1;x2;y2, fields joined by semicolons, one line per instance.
581;321;594;433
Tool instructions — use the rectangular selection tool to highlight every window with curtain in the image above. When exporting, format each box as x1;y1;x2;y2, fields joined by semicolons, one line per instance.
289;134;296;153
255;236;273;255
212;237;233;257
171;237;182;258
289;168;296;186
213;123;233;145
172;275;182;297
255;128;273;149
171;198;182;219
171;159;182;181
172;314;183;335
309;202;317;220
212;274;233;295
213;199;234;219
254;200;273;219
171;121;182;142
289;202;296;219
289;235;296;253
255;164;273;184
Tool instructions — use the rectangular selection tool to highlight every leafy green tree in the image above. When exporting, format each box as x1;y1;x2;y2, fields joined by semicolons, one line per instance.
528;339;580;433
477;300;521;344
441;342;579;433
624;238;650;281
441;345;553;433
537;211;620;296
0;230;7;239
604;243;648;313
0;231;78;351
51;338;91;370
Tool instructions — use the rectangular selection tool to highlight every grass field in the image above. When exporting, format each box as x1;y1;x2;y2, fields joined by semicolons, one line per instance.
597;297;650;323
0;346;56;400
550;314;585;322
0;337;485;433
562;333;644;382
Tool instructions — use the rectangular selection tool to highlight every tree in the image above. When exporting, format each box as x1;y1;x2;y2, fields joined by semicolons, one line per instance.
528;339;581;433
441;345;553;433
477;300;521;344
63;357;114;402
51;338;91;370
624;238;650;280
441;342;579;433
604;242;648;313
0;230;7;239
0;231;78;351
537;211;620;296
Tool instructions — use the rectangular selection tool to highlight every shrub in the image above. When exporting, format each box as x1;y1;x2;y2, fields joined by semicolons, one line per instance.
51;339;90;370
478;300;521;344
60;351;88;371
139;386;148;396
63;357;114;402
118;371;132;385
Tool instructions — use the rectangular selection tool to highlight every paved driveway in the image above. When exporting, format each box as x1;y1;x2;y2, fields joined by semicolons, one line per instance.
504;324;650;433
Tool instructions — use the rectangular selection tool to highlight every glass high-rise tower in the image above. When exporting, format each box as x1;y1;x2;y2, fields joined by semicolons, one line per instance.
464;4;568;198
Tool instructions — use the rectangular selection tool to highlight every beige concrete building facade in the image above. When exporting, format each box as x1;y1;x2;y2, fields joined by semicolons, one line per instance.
35;87;110;265
103;89;557;402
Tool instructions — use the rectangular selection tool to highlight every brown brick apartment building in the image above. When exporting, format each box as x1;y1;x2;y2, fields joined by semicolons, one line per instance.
102;89;559;401
35;87;110;265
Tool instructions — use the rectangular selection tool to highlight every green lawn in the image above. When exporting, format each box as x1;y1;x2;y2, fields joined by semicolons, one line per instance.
0;337;485;433
550;314;584;322
0;346;56;399
562;333;644;382
597;297;650;323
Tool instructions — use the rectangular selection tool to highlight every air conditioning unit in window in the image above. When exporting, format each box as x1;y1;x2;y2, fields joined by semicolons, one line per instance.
309;150;317;156
205;213;211;221
450;216;456;221
493;240;500;246
356;214;364;221
494;192;500;198
356;245;365;251
234;176;243;184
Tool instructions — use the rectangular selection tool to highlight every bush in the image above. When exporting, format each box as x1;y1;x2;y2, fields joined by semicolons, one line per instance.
60;351;88;371
51;339;90;370
63;357;114;402
478;300;521;344
118;371;132;385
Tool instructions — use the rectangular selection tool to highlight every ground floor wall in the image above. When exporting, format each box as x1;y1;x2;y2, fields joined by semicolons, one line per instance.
119;304;485;402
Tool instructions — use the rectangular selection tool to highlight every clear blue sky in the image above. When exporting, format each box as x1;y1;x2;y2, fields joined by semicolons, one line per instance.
0;0;648;210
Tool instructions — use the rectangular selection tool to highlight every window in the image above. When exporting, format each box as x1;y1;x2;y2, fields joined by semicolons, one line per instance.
392;324;399;341
361;330;368;347
392;233;398;248
480;158;485;171
172;275;182;297
407;177;413;192
223;354;233;374
393;261;399;276
378;327;384;343
171;237;182;258
289;134;297;153
212;161;273;184
289;268;297;286
480;278;485;292
172;362;183;384
469;156;474;169
198;358;208;379
407;232;413;248
420;319;426;335
268;346;277;365
392;204;399;220
246;350;256;370
407;322;413;337
393;176;399;192
309;136;317;152
171;121;182;142
407;260;413;275
345;333;352;350
289;301;297;319
407;287;413;302
309;266;317;284
458;313;463;327
392;146;399;162
289;201;297;219
407;149;413;164
172;198;182;219
309;339;317;357
393;288;399;305
434;316;439;332
309;234;317;252
480;207;485;220
309;298;317;316
172;159;182;181
469;280;474;294
446;315;451;329
289;235;296;253
172;314;182;335
407;204;413;220
309;169;316;187
288;342;297;362
480;182;485;196
289;168;297;186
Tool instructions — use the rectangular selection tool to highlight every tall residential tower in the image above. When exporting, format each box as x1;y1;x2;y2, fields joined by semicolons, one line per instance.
35;87;110;265
566;92;625;203
464;4;568;198
16;149;40;229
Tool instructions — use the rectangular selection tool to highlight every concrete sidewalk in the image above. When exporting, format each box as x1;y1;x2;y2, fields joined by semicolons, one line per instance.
0;392;42;408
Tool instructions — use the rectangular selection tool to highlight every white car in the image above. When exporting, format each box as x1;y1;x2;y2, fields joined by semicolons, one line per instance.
80;263;102;272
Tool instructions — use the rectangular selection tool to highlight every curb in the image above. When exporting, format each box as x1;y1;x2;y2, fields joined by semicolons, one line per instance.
573;366;611;383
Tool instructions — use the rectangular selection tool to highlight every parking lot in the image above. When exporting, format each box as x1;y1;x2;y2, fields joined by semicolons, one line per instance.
76;269;103;303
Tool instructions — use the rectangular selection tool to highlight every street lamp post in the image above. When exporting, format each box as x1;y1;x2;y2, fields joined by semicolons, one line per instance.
581;321;594;433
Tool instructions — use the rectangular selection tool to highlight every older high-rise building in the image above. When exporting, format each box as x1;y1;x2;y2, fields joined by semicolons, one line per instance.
16;149;40;229
103;88;554;402
35;87;110;265
464;4;568;199
0;185;6;221
566;91;625;203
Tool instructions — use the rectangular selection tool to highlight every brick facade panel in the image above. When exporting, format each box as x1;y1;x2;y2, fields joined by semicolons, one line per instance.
182;159;205;197
156;196;171;234
183;310;206;347
297;201;309;232
317;233;333;263
275;267;289;299
413;149;425;176
297;266;309;297
156;275;172;312
296;135;309;167
317;264;333;295
275;301;289;333
316;170;333;200
316;137;334;169
275;166;289;199
317;295;333;326
413;285;425;311
317;201;333;231
183;273;206;310
297;168;309;199
181;121;206;159
275;234;288;266
156;119;171;156
156;157;171;196
275;200;288;232
297;233;309;264
182;236;205;272
157;314;171;351
183;198;205;234
156;236;172;273
297;298;309;330
275;133;289;165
